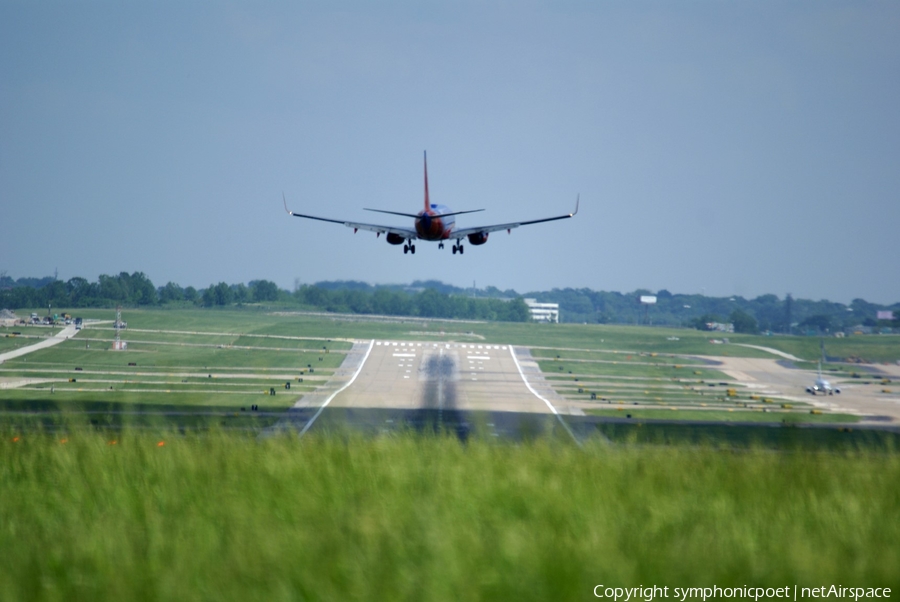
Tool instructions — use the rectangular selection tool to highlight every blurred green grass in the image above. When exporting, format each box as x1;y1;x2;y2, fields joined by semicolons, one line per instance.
1;430;897;600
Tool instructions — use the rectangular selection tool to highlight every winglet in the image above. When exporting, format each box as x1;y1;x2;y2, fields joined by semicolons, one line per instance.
283;192;293;215
423;151;430;214
572;194;580;217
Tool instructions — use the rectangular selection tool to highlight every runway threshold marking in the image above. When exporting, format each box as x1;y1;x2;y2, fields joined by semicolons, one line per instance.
508;346;581;446
299;339;375;436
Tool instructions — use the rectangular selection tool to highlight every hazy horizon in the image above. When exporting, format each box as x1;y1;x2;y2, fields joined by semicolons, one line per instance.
3;2;898;305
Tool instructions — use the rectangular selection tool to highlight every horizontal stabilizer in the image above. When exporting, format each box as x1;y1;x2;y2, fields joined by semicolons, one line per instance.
365;207;485;218
364;208;422;219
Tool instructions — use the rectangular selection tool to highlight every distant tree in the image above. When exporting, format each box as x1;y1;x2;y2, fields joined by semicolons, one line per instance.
213;282;233;306
784;294;793;334
729;309;759;334
232;283;250;304
183;286;199;303
201;282;233;307
128;272;158;305
44;280;68;307
505;298;530;322
800;314;833;333
159;282;183;303
250;280;280;303
98;274;126;302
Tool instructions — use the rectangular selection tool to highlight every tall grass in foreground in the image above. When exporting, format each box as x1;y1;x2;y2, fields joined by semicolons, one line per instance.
1;431;898;601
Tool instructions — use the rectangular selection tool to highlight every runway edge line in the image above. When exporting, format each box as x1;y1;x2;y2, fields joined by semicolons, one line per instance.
508;346;582;446
299;339;376;436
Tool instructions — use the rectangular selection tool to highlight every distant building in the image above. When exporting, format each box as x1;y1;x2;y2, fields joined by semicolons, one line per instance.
524;299;559;323
705;322;734;333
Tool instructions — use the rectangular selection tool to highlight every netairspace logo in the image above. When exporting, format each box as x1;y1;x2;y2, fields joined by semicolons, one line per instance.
592;585;893;602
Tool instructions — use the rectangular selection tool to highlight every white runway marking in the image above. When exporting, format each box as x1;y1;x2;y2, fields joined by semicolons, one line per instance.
508;345;580;445
299;339;375;436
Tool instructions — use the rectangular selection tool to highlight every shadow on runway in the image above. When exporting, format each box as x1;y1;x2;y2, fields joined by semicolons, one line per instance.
279;405;570;443
277;404;900;450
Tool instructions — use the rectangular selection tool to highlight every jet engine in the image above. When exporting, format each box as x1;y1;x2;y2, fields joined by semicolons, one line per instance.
386;233;405;245
467;232;489;246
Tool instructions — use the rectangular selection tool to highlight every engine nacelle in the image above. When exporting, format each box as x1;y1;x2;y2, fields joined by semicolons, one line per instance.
386;233;406;245
467;232;489;246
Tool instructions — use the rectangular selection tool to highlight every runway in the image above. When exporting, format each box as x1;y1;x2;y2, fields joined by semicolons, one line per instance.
284;340;579;441
277;342;900;442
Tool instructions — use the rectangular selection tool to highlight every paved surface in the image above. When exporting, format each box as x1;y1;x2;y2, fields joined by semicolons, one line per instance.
0;324;78;363
280;340;580;441
268;341;900;440
712;356;900;423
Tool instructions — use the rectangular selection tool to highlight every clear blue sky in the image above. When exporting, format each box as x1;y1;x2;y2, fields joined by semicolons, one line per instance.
2;2;898;304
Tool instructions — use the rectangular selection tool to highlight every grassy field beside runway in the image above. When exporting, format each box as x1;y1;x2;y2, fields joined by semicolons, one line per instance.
3;307;899;427
7;306;900;361
1;430;897;600
0;311;359;430
583;407;861;423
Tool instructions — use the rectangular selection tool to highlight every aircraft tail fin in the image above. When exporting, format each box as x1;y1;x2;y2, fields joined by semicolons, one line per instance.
424;151;430;213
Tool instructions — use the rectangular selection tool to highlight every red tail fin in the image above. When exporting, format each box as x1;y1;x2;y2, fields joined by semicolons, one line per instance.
423;151;430;214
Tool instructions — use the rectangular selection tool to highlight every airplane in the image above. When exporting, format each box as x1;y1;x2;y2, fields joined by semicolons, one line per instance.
806;362;841;395
283;152;578;255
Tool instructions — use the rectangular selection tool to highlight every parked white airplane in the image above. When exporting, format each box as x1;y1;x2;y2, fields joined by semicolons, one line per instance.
283;152;578;255
807;362;841;395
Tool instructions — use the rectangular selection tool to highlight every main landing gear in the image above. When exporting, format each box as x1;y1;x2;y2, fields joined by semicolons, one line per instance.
403;242;416;254
451;241;464;255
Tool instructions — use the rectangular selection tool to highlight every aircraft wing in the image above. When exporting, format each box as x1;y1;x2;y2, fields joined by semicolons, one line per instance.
284;195;417;239
451;196;579;239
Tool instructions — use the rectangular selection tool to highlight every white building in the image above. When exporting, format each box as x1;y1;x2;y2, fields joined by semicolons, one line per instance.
524;299;559;323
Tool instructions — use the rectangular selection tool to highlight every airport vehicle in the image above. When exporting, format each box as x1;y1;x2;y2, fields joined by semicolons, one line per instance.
807;362;840;395
283;152;578;255
74;317;83;330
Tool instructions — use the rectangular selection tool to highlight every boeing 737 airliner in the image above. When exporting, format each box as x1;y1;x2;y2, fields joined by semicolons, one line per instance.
283;152;578;255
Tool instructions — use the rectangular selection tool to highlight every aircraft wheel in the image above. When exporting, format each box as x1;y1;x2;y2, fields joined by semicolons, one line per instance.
411;245;416;254
452;246;457;255
459;244;464;254
403;245;409;254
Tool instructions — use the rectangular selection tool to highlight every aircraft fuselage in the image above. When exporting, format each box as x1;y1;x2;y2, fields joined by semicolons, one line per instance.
415;204;456;240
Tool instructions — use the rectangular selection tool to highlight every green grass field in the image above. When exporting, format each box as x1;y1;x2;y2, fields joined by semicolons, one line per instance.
3;307;900;428
1;430;898;600
3;309;900;596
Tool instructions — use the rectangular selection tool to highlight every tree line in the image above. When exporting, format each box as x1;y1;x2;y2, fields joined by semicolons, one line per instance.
2;273;897;331
0;273;530;322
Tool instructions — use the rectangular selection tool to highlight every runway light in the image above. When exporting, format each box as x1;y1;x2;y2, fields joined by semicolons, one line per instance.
108;440;117;445
59;439;68;444
12;436;19;442
157;441;165;447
